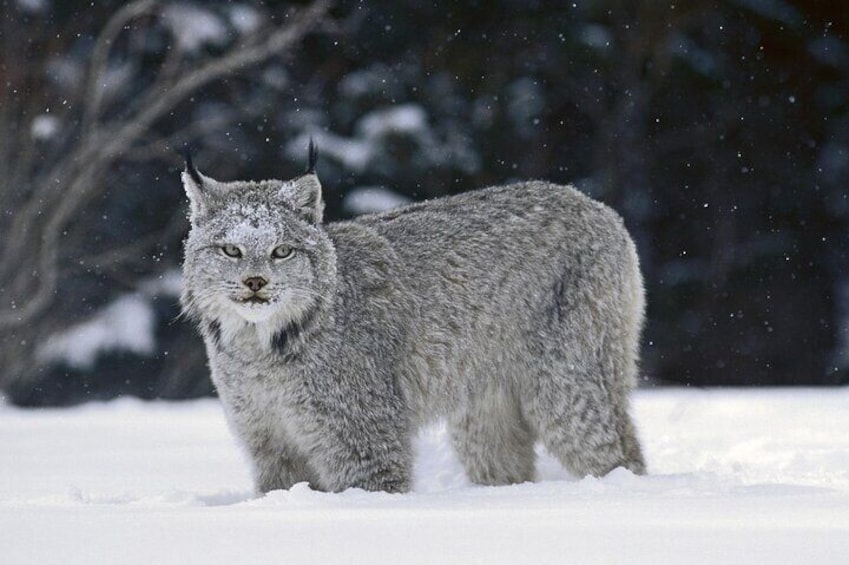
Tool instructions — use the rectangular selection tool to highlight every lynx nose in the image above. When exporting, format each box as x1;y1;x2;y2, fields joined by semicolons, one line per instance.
243;276;268;292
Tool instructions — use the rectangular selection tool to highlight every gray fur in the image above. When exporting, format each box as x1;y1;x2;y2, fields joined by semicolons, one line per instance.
181;161;646;494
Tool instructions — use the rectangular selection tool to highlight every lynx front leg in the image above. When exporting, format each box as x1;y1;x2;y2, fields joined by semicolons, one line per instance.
345;454;412;493
242;430;317;495
307;400;414;493
312;432;413;493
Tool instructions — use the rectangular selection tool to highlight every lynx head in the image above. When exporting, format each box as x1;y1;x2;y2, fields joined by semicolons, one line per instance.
180;141;336;347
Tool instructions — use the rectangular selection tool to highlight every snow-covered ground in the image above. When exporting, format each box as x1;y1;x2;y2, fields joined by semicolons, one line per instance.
2;388;848;564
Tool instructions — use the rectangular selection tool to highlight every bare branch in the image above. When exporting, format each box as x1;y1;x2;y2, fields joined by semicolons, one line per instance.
123;113;233;162
104;0;333;165
0;0;335;331
81;0;160;135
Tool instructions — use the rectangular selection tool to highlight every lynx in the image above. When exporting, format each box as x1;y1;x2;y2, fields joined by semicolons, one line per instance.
181;143;646;494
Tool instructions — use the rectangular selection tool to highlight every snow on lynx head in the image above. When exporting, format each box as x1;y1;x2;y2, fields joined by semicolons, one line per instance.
180;143;336;346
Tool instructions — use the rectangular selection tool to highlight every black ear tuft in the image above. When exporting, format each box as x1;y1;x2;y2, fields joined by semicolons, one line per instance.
183;146;203;188
306;137;318;175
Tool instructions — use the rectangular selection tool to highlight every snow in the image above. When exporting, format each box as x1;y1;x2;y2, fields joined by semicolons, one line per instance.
342;186;413;215
808;36;849;69
579;24;613;50
138;268;183;298
37;270;181;370
15;0;47;14
357;104;429;139
46;56;84;92
506;78;545;136
37;295;156;370
227;4;262;36
287;102;480;175
292;131;374;172
338;65;404;100
162;5;228;53
2;387;848;564
30;114;60;141
286;106;431;173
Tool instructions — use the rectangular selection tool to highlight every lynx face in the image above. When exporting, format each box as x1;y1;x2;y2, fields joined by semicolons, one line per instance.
181;161;334;344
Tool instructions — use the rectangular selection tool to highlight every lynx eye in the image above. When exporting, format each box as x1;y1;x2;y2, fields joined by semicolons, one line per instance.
271;244;294;260
220;244;243;259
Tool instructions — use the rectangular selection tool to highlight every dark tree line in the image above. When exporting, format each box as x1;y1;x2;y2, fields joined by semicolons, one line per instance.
1;0;847;406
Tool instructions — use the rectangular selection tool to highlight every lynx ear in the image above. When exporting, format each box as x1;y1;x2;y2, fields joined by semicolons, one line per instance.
281;139;323;224
286;173;324;224
181;150;217;219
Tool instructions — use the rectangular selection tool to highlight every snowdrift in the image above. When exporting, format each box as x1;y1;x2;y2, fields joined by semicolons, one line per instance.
2;388;848;564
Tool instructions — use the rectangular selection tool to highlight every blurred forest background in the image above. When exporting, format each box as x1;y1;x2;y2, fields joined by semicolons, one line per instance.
1;0;847;406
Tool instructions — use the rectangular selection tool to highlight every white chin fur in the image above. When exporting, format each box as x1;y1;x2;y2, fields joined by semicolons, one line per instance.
234;301;278;323
211;293;306;349
214;304;282;349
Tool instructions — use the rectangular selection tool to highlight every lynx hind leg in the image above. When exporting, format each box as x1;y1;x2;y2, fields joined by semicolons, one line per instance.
618;405;646;474
529;362;645;478
450;386;536;486
532;241;646;477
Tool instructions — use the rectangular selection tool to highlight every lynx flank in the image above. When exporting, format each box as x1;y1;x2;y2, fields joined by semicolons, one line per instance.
181;144;646;494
